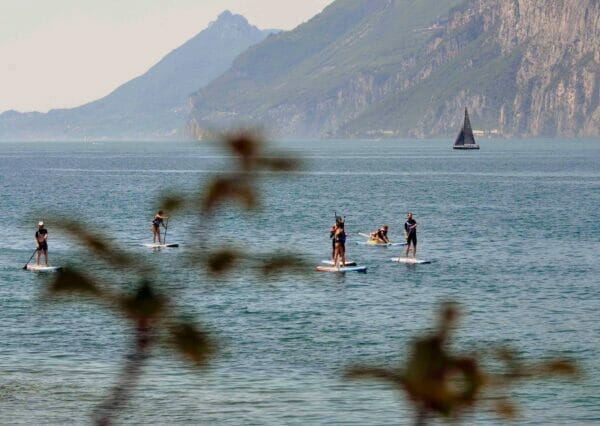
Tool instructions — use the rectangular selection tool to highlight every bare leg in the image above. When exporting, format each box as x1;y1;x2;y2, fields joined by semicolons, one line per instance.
412;243;417;259
404;243;409;258
43;250;48;266
36;249;41;265
341;245;346;266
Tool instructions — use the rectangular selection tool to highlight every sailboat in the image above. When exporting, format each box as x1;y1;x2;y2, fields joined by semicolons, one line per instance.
453;107;480;150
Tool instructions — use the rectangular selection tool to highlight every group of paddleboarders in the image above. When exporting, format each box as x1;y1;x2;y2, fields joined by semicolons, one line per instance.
30;210;170;267
329;212;418;265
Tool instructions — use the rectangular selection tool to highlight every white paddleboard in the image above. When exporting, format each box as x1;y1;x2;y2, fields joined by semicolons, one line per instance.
321;260;357;266
25;264;62;272
390;257;431;264
143;243;179;248
315;265;367;273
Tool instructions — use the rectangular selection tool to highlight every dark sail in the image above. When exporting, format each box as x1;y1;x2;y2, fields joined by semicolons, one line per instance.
453;107;478;149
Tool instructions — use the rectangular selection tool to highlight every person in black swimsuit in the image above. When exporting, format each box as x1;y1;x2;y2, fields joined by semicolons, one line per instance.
330;216;344;261
35;221;48;266
151;210;168;244
332;221;346;267
404;212;417;258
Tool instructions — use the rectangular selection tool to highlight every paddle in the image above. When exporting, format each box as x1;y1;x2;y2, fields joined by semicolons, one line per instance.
163;217;169;245
22;248;38;270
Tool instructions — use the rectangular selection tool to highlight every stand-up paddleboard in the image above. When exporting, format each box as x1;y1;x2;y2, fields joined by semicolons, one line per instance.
391;257;431;264
143;243;179;249
25;264;62;272
321;260;357;266
315;265;367;273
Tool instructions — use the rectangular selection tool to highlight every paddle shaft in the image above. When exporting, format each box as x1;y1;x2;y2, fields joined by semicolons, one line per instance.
163;217;169;244
22;248;38;269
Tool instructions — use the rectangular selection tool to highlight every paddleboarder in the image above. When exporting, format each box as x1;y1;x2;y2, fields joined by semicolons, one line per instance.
332;221;347;267
35;221;49;266
151;210;168;244
404;212;417;258
370;225;390;243
330;215;344;261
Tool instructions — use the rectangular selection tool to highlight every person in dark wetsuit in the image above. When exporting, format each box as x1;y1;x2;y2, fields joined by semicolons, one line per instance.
404;212;417;258
35;221;49;266
332;221;346;267
370;225;390;243
151;210;168;244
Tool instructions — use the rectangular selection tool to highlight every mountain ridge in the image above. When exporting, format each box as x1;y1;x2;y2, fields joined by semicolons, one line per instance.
0;10;270;141
188;0;599;139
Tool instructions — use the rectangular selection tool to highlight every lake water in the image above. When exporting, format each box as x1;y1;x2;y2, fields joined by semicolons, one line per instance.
0;139;598;425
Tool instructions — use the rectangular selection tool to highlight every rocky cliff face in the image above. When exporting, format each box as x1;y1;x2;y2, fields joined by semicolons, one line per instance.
188;0;599;139
442;0;600;137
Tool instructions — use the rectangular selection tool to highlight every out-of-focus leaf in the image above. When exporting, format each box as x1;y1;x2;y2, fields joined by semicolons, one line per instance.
258;254;309;276
437;302;459;337
119;281;166;321
494;398;518;419
206;249;240;275
223;131;261;170
344;366;404;385
202;176;257;212
47;268;102;297
157;195;185;212
535;359;579;378
170;322;215;367
257;157;300;172
60;219;135;268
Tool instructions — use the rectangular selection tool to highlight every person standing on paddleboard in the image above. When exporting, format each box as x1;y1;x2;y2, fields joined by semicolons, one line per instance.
333;221;347;267
330;216;344;261
35;221;49;266
404;212;417;258
151;210;168;244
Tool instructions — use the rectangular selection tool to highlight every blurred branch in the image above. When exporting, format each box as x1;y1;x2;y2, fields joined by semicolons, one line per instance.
344;303;579;424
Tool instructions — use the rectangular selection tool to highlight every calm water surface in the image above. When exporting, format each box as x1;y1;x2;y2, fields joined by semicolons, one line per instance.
0;139;599;425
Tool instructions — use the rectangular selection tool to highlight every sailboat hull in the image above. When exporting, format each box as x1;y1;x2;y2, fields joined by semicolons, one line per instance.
453;144;480;149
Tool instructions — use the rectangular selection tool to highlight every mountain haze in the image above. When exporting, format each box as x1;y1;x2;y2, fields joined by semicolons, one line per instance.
0;11;270;141
188;0;599;139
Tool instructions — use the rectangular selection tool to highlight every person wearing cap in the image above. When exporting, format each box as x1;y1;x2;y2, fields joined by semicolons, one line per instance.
35;221;49;266
404;212;417;258
370;224;390;243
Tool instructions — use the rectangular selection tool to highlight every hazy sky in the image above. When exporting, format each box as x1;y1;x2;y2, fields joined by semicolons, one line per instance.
0;0;334;113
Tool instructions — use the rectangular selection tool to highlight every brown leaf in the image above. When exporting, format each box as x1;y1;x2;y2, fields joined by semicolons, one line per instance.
223;131;262;170
48;268;102;297
206;249;240;275
157;195;185;212
202;176;257;212
493;398;518;419
60;219;134;268
257;157;300;172
536;359;579;378
169;322;216;367
118;281;167;321
258;254;308;276
344;366;404;386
